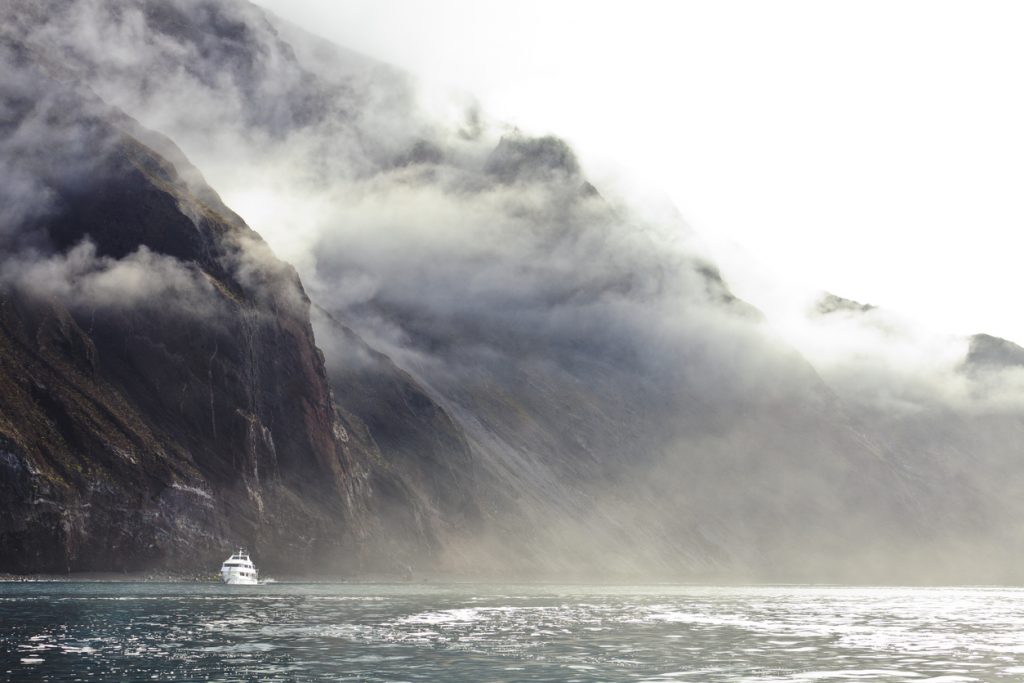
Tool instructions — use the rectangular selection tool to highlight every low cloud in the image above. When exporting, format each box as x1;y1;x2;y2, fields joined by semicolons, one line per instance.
10;0;1015;421
0;38;227;318
1;240;222;315
765;290;1024;415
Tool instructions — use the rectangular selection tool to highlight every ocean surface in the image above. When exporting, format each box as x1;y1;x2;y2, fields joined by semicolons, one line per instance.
2;582;1022;682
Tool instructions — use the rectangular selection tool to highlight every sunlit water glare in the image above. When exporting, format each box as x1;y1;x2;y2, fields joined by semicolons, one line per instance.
2;582;1022;681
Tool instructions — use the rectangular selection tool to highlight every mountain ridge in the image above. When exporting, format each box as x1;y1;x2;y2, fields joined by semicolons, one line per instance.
1;0;1023;582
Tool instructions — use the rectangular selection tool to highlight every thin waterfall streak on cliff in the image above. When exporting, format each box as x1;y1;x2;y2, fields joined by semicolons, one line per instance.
240;308;265;513
208;339;219;440
241;309;264;422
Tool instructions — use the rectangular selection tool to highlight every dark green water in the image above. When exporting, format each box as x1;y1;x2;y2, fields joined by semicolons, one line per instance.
2;582;1022;681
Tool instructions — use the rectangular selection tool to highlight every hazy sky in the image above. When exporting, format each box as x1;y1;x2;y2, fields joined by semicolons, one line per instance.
255;0;1024;343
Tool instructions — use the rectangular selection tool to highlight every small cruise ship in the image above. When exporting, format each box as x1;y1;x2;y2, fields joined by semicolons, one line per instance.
220;548;258;585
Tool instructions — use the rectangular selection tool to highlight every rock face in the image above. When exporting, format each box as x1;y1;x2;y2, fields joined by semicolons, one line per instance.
0;48;370;572
0;29;488;574
2;0;1023;582
965;334;1024;370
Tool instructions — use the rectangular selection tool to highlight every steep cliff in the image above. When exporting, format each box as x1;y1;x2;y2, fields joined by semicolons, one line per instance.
0;44;377;572
3;0;1023;582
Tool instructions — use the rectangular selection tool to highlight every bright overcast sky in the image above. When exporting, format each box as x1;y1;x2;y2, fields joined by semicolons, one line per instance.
256;0;1024;343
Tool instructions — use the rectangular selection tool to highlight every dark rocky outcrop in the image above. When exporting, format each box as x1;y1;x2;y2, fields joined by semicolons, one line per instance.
814;292;878;316
964;333;1024;370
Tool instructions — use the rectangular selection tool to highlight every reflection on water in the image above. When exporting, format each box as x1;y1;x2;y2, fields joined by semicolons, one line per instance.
1;582;1022;681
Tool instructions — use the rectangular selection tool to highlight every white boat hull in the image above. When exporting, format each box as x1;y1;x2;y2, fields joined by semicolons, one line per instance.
221;572;258;585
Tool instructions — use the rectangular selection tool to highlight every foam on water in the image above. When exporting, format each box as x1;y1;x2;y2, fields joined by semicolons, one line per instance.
1;583;1022;681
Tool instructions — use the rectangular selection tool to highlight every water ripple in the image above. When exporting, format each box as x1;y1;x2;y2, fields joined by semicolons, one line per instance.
1;583;1022;681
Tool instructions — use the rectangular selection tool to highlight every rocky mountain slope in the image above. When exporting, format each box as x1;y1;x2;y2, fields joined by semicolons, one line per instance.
1;0;1022;581
0;41;454;573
